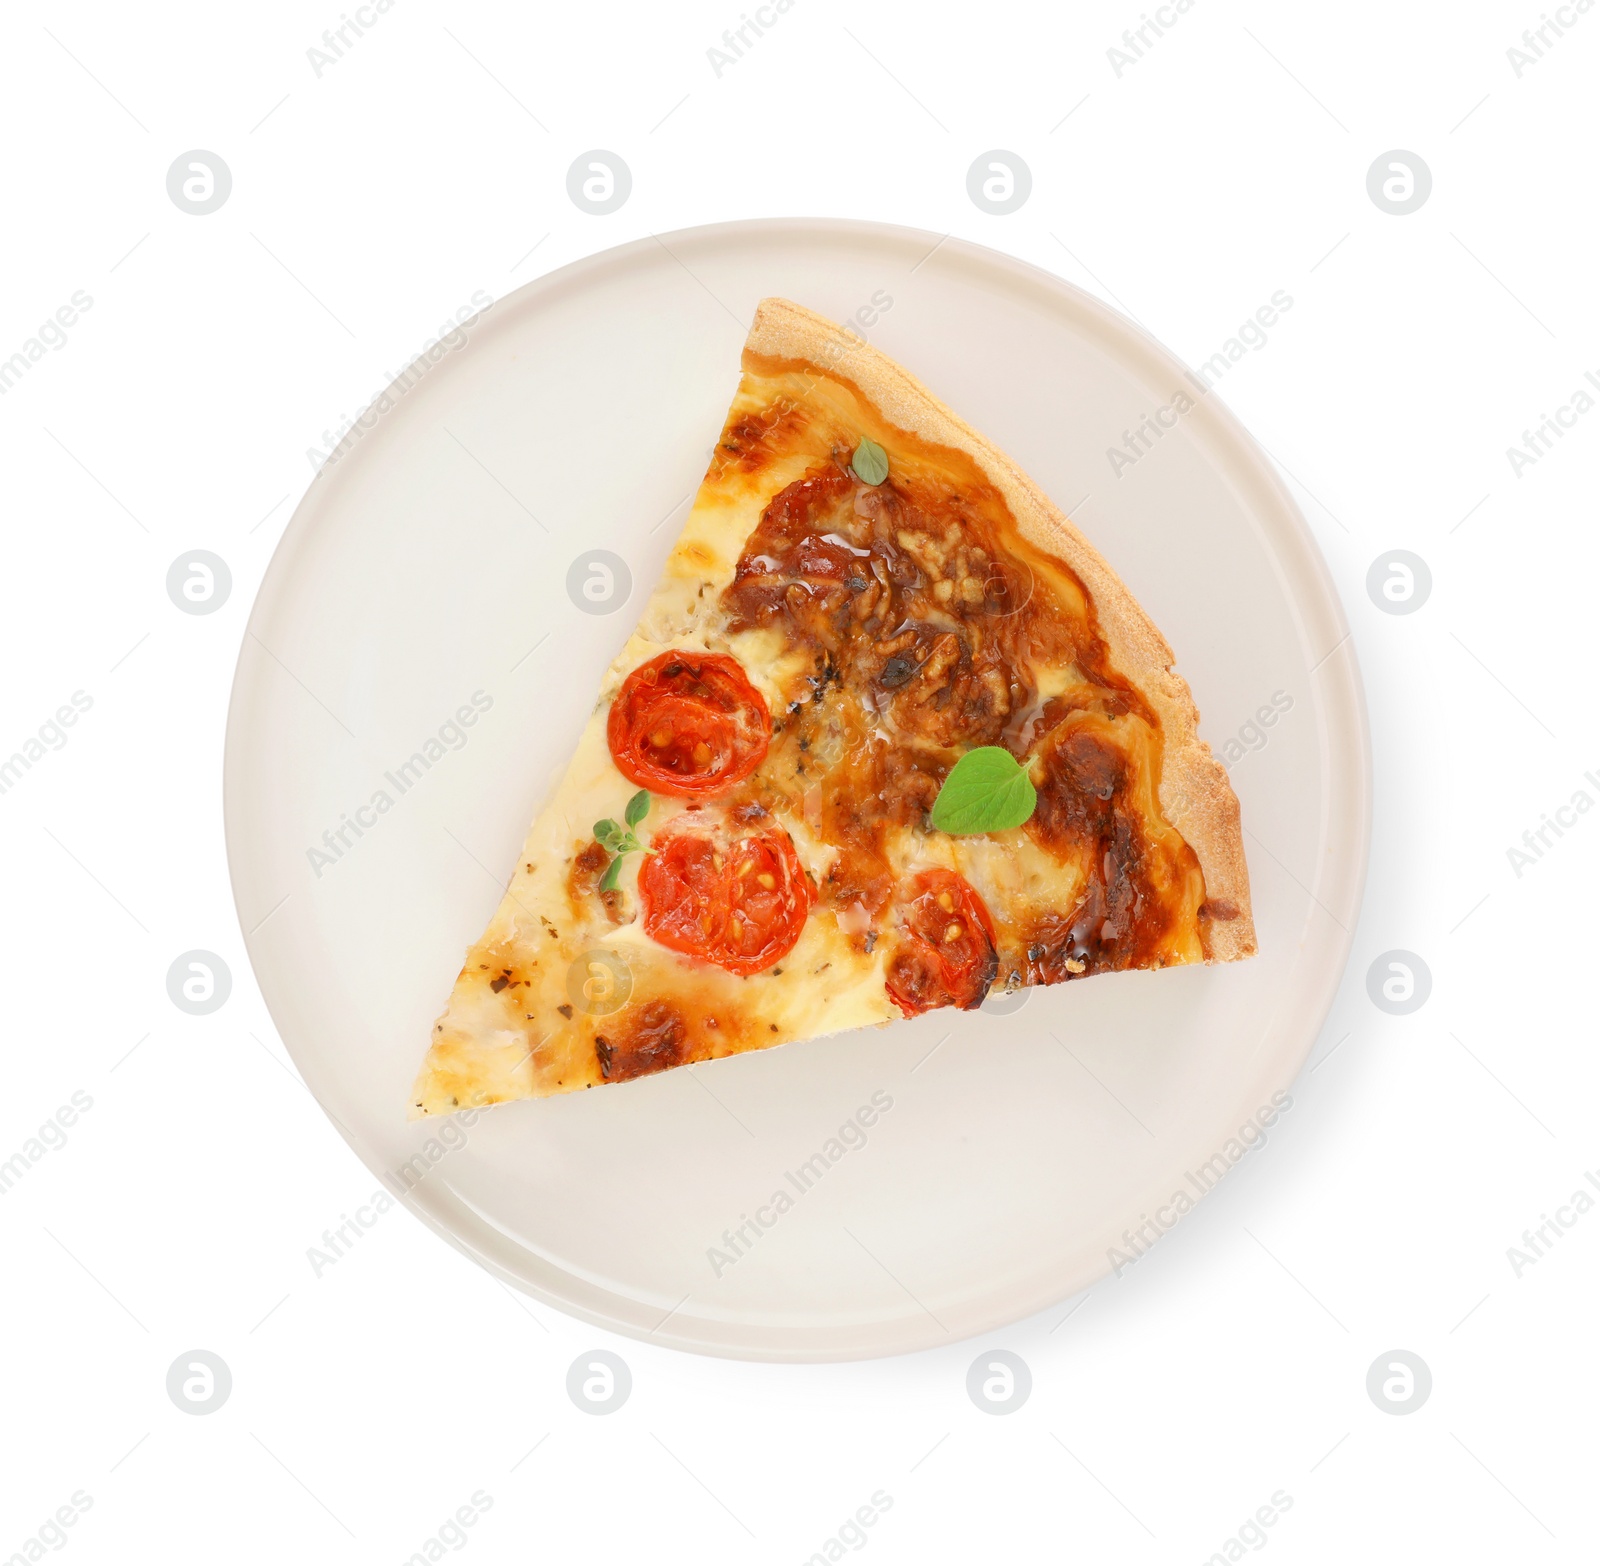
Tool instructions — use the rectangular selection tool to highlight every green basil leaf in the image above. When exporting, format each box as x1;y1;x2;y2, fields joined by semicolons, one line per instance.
850;436;889;486
599;853;625;892
625;789;651;829
930;746;1038;834
594;819;622;849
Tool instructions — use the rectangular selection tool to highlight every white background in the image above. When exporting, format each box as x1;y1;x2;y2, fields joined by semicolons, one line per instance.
2;0;1596;1561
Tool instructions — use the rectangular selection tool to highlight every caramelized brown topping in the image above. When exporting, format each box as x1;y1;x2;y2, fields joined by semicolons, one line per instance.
712;398;810;477
567;838;625;924
594;1001;690;1082
725;464;1054;753
1015;721;1202;979
714;445;1207;983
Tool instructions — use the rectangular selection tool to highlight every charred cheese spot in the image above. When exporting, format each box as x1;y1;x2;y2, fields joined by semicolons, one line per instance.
1020;718;1204;978
594;1000;690;1082
566;838;625;925
713;401;812;479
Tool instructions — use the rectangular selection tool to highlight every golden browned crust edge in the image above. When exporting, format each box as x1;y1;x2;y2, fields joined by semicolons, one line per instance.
743;297;1256;962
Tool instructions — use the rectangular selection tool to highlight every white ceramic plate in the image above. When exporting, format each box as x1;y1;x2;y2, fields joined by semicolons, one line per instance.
224;219;1368;1362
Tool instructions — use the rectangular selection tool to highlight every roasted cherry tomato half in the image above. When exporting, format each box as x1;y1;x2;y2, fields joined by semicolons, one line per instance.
884;869;999;1016
639;825;812;976
607;651;769;796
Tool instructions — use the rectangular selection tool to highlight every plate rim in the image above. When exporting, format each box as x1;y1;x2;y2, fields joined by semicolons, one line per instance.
223;215;1371;1362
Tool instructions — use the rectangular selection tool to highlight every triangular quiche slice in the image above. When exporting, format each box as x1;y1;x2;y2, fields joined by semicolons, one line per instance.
410;298;1254;1117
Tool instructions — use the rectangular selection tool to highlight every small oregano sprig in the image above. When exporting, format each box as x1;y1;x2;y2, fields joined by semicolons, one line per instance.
594;789;651;890
851;436;889;485
930;747;1037;834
